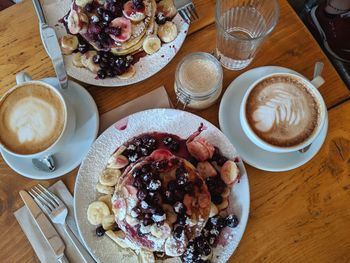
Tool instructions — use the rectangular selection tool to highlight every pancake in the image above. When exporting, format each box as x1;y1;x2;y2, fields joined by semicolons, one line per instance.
111;150;211;254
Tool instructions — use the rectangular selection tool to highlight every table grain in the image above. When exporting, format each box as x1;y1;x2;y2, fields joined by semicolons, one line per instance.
0;0;349;262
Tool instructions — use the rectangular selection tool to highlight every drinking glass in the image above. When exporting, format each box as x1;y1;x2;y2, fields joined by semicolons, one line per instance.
215;0;279;70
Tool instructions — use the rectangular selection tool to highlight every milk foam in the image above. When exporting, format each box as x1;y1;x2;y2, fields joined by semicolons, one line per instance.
9;97;58;144
246;76;320;147
252;83;307;132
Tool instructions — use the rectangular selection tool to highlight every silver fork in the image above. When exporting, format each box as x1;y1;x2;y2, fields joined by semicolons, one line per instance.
30;184;95;263
174;0;199;24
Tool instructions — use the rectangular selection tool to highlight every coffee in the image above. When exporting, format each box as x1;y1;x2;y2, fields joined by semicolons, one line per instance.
245;75;320;147
0;83;66;155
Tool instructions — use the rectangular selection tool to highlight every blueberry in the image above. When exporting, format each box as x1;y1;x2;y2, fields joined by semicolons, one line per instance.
143;217;153;226
96;7;104;16
141;163;152;173
225;214;239;228
97;69;106;79
84;3;93;12
133;176;143;188
106;2;116;13
92;54;101;64
208;235;216;245
177;214;187;225
174;188;185;201
167;180;177;191
90;15;99;23
136;225;146;236
155;12;166;25
96;226;105;237
176;167;188;185
99;61;108;69
184;182;194;195
211;194;223;205
154;160;168;170
173;202;186;214
164;190;175;204
77;42;88;53
173;225;184;240
142;172;153;183
137;189;147;200
106;68;115;77
131;207;141;217
202;242;211;256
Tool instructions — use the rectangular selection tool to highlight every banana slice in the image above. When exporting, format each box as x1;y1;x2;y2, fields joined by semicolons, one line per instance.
87;201;110;225
75;0;93;8
96;183;114;194
222;187;231;198
209;202;218;217
60;35;78;55
139;249;155;263
117;65;136;80
143;35;161;55
157;21;177;43
72;52;84;67
98;194;113;211
99;168;121;186
102;214;116;230
217;198;229;211
81;51;100;73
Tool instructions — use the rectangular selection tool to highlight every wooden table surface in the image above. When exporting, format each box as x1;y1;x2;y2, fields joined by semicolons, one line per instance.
0;0;350;262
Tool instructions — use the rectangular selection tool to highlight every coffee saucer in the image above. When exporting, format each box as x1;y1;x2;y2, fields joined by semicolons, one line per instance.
219;66;328;172
0;78;99;179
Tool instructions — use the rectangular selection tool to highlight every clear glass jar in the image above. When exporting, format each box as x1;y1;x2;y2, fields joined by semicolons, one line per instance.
175;52;223;110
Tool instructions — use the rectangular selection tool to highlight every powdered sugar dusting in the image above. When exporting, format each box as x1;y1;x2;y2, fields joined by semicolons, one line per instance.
75;109;250;263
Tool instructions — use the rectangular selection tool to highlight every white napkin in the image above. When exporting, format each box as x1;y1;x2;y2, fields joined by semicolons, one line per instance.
14;86;172;262
15;180;84;263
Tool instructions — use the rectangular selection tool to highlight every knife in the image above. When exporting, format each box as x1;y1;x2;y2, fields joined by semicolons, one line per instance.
19;190;70;263
32;0;68;89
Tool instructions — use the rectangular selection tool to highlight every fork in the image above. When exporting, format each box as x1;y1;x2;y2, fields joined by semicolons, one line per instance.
174;0;199;24
30;184;95;263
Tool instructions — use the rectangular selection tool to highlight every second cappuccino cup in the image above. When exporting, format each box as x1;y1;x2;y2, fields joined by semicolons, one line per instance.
240;72;327;153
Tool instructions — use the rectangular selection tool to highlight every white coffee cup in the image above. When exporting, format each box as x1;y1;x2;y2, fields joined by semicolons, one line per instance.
0;72;76;158
240;72;327;153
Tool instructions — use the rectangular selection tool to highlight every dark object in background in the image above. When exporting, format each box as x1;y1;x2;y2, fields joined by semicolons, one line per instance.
0;0;14;11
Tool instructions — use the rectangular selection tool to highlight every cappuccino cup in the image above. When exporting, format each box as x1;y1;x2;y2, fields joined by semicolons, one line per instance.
240;72;326;153
0;72;75;159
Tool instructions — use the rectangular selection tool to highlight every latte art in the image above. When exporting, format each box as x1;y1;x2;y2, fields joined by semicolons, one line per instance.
246;76;320;147
0;84;65;155
9;97;58;144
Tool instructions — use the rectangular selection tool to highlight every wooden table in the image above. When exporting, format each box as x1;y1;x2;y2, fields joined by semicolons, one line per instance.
0;0;349;262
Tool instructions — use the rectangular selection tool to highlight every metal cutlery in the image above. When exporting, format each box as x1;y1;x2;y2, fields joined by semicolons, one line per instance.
175;0;199;24
30;184;95;263
32;0;68;90
19;190;69;263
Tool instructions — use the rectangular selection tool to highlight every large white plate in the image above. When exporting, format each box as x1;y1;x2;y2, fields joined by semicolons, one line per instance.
74;109;250;263
41;0;189;87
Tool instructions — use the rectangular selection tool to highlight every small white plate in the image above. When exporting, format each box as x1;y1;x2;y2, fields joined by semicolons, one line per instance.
219;66;328;172
0;78;99;180
74;109;250;263
41;0;189;87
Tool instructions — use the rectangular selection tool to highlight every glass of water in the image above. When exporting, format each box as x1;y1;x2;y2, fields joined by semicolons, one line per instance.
215;0;279;70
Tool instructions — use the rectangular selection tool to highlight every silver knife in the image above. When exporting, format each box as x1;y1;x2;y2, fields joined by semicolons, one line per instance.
32;0;68;89
19;191;70;263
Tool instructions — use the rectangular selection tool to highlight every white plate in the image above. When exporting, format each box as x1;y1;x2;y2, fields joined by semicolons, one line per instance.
74;109;250;263
219;66;328;172
41;0;189;87
0;78;99;180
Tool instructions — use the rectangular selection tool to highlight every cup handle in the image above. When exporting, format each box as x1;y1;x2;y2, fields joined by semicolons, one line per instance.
16;72;32;84
310;76;325;89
